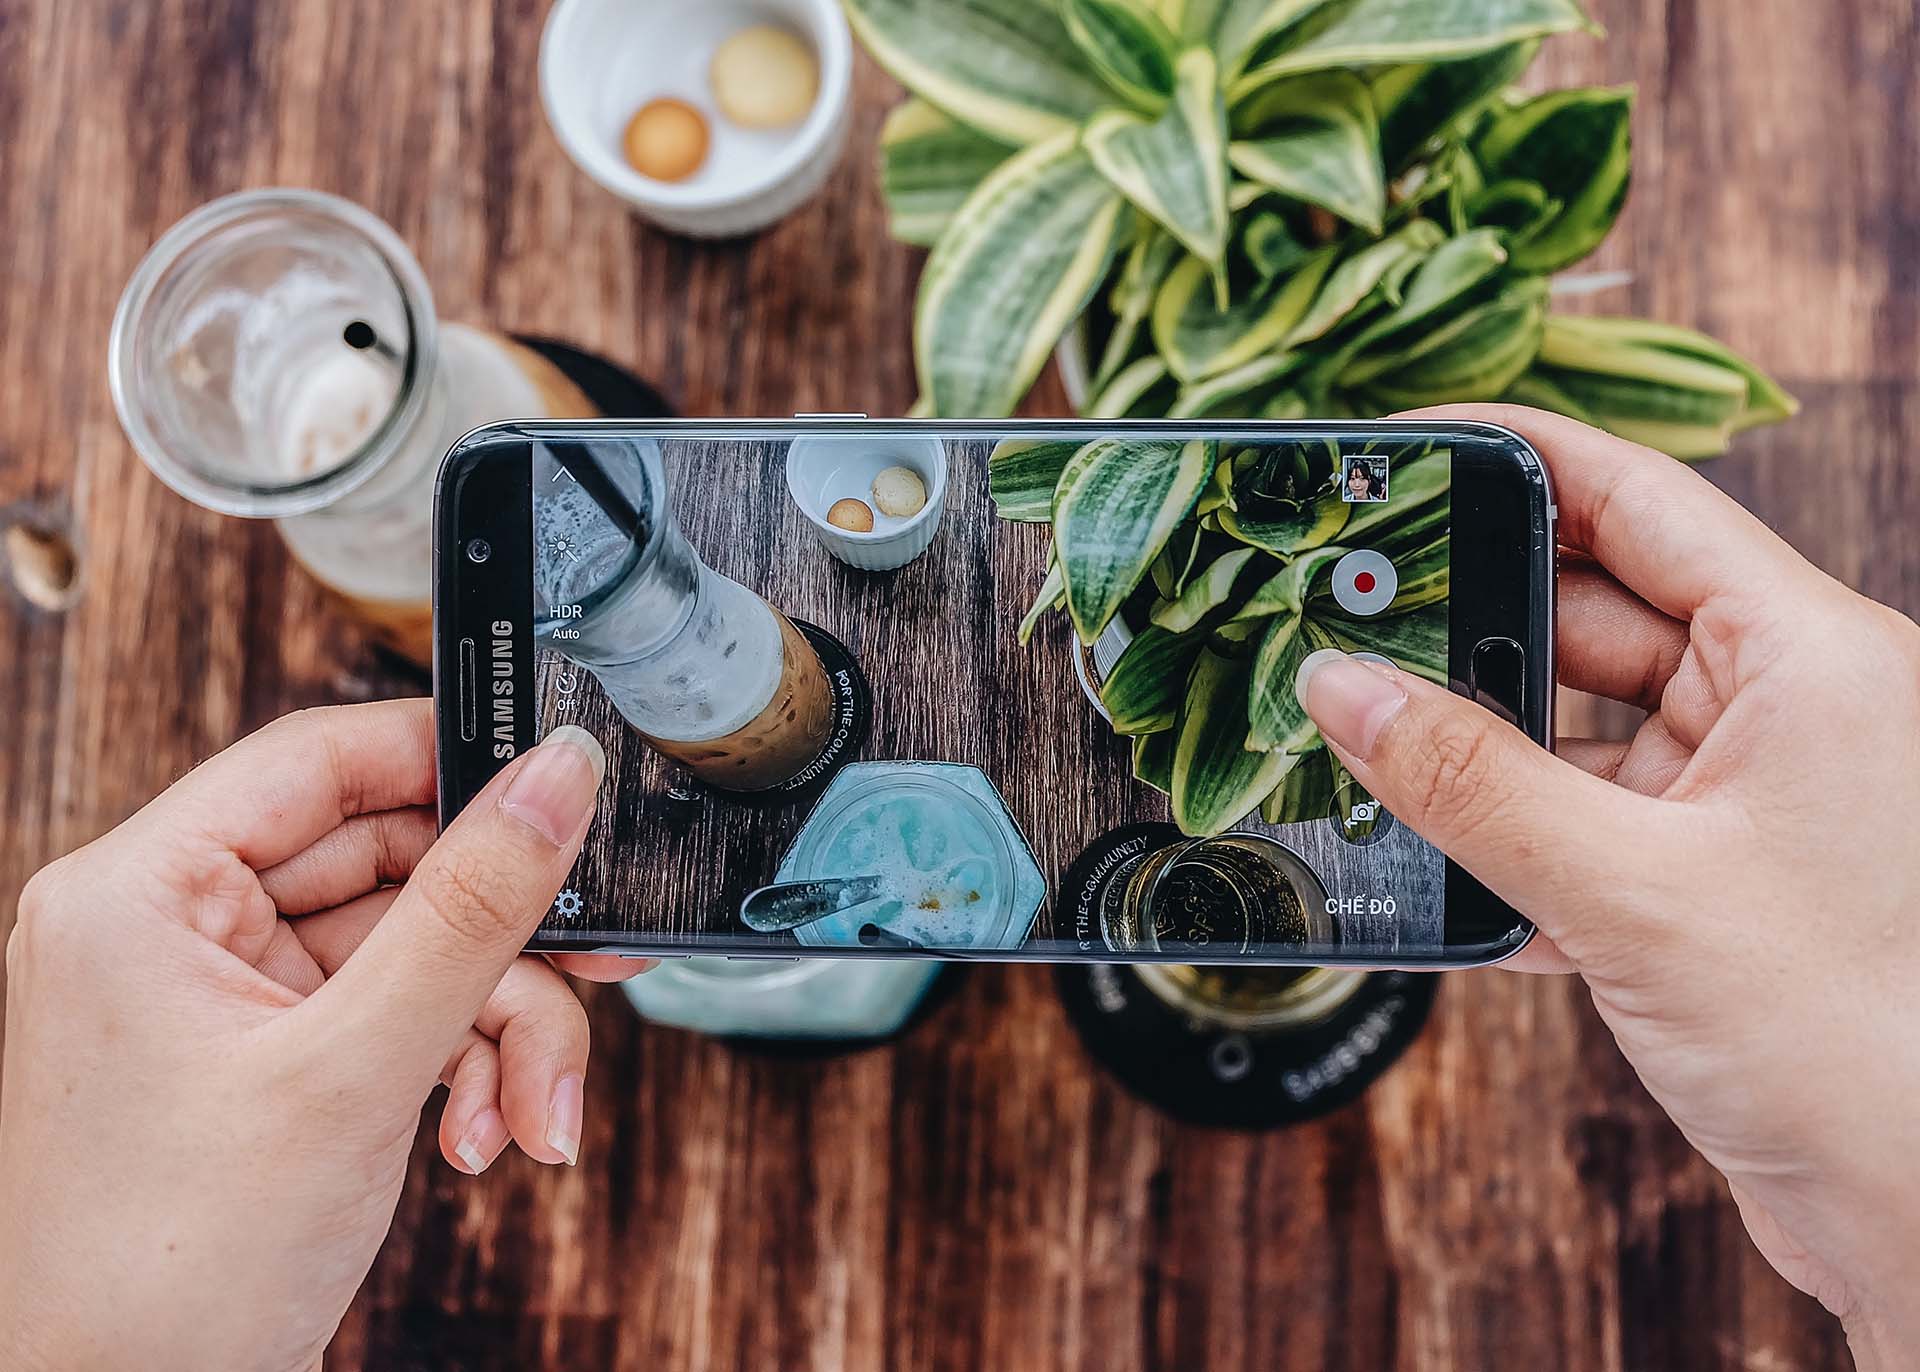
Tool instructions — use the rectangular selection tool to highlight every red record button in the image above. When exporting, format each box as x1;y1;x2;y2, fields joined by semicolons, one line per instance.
1331;550;1396;616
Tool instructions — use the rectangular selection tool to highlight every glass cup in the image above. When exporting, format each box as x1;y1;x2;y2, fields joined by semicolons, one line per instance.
1099;832;1334;958
109;188;596;663
1131;963;1369;1031
535;436;835;792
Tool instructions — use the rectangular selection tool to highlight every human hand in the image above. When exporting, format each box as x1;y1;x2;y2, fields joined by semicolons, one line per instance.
0;700;644;1372
1294;406;1920;1368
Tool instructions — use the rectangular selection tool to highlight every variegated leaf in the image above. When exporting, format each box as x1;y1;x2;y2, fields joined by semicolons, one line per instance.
1102;622;1207;732
1018;554;1067;644
1151;546;1262;631
989;437;1086;521
1084;48;1232;279
1315;603;1447;682
1054;437;1215;641
1152;243;1338;381
1473;86;1633;272
1246;610;1320;751
880;99;1016;246
1227;72;1386;232
1063;0;1182;109
1230;0;1591;100
845;0;1115;145
1262;745;1334;823
916;132;1131;417
1370;42;1538;171
1356;278;1548;409
1172;646;1302;835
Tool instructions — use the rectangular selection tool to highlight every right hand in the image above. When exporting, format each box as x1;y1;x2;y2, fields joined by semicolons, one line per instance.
1295;406;1920;1368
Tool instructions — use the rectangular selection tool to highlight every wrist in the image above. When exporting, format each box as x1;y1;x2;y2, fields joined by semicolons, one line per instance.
1846;1305;1920;1372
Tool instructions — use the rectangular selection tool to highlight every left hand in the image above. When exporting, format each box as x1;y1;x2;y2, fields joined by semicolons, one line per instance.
0;699;643;1372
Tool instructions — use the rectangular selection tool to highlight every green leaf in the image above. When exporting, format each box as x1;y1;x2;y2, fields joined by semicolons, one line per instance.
1133;728;1176;794
1168;351;1305;417
1382;534;1449;611
1230;0;1592;100
1262;745;1334;823
1521;313;1802;459
989;438;1085;521
1340;227;1509;369
1246;611;1324;751
916;132;1131;417
845;0;1115;145
1094;232;1182;392
1217;488;1350;553
1231;542;1348;619
1165;0;1339;70
1087;355;1178;417
1538;314;1798;432
1018;554;1067;644
1474;86;1633;272
1063;0;1182;109
1241;210;1314;279
1172;646;1302;835
1315;603;1448;682
1103;623;1208;732
1153;243;1338;381
1370;41;1539;171
1356;278;1548;408
1054;437;1215;640
1152;519;1208;595
1226;72;1386;232
879;99;1016;246
1151;546;1262;631
1084;49;1232;279
1285;219;1446;347
1195;452;1237;515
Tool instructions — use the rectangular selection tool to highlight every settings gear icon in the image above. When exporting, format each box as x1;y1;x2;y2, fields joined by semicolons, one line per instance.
553;888;585;921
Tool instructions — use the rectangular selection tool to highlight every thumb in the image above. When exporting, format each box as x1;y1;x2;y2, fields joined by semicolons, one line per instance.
1293;648;1672;963
302;725;604;1088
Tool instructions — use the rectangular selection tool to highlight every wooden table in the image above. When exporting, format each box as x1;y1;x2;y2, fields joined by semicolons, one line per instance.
1;2;1908;1367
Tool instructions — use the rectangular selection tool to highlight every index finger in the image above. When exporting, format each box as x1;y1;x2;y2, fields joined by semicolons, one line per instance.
126;699;436;869
1395;404;1820;621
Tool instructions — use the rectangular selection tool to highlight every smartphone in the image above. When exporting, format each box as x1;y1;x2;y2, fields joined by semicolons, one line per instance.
435;419;1552;968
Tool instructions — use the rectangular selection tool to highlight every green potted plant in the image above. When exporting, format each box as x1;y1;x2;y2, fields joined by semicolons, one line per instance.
847;0;1796;834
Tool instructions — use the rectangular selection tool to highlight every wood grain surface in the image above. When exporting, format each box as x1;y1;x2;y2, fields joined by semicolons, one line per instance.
1;2;1911;1368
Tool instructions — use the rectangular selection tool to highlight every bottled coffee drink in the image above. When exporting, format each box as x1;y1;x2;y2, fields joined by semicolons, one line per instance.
110;189;596;664
537;438;835;792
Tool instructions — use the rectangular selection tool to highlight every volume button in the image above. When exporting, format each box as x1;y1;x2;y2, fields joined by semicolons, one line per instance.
459;637;478;742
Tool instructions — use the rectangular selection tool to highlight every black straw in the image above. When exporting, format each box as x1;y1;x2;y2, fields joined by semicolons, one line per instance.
342;319;403;366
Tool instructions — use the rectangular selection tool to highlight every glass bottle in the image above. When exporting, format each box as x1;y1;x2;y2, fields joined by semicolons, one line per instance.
535;435;835;792
109;188;596;664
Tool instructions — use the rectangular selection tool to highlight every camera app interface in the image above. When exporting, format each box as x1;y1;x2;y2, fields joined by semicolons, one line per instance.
528;428;1448;961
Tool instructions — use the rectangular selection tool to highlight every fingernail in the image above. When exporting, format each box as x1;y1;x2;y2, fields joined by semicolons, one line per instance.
1294;649;1408;761
546;1074;583;1166
455;1107;509;1175
501;726;605;845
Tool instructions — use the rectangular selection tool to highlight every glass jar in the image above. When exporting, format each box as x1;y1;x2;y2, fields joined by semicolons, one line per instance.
109;188;596;663
534;435;835;792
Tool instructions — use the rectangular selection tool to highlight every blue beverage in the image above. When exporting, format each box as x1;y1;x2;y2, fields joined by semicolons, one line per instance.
775;763;1044;952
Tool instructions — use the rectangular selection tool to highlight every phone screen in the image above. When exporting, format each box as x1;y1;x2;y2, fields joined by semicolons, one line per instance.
507;423;1498;963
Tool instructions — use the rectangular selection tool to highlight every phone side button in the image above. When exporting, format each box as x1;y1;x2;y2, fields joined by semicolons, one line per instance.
1470;637;1524;727
458;637;478;742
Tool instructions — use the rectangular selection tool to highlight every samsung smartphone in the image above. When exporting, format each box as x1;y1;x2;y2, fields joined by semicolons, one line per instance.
435;419;1552;968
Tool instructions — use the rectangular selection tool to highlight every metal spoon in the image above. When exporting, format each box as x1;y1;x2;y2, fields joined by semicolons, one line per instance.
739;875;888;933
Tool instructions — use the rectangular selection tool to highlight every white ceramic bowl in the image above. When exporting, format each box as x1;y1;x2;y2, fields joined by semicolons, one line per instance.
540;0;852;238
785;434;947;571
